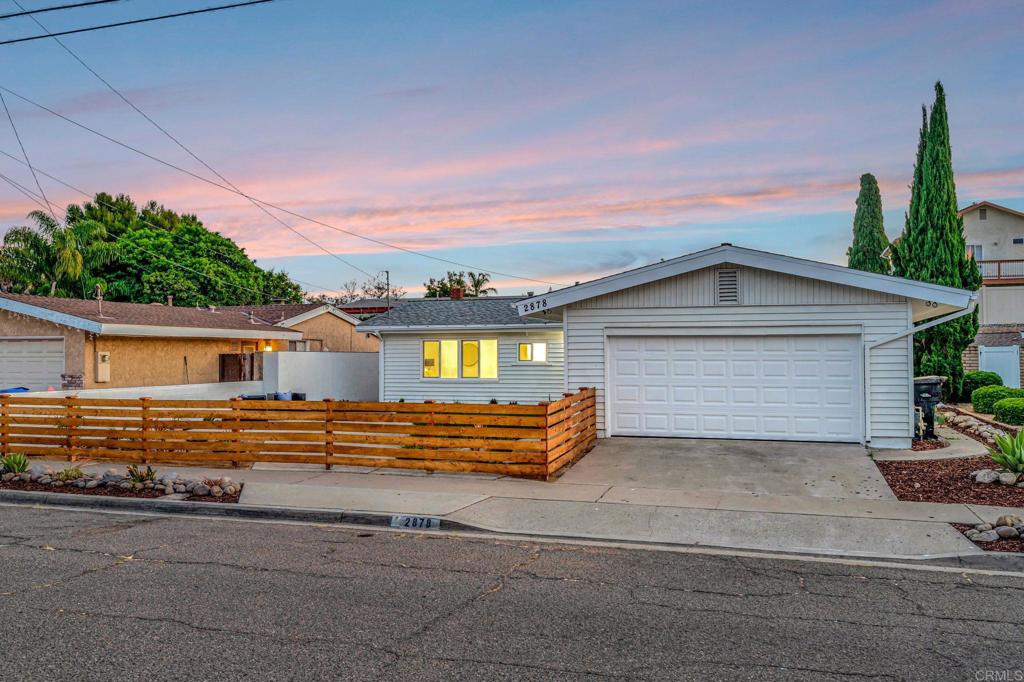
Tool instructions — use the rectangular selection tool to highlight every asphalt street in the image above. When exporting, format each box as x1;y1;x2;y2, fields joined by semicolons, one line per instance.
1;504;1022;681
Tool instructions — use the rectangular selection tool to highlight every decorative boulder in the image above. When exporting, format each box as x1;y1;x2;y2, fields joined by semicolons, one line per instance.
974;470;1000;484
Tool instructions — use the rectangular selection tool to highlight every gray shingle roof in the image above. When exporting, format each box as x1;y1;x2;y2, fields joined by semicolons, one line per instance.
358;296;558;330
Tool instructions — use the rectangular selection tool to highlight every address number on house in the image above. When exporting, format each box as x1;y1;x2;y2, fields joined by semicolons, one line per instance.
520;298;549;313
390;515;441;530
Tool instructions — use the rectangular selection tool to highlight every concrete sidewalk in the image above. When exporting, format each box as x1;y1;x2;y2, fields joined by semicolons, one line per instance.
32;458;1022;560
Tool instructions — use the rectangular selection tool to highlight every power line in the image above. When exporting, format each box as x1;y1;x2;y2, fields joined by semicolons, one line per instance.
4;2;373;280
0;0;273;46
0;0;124;21
0;85;565;287
0;158;344;298
0;89;55;220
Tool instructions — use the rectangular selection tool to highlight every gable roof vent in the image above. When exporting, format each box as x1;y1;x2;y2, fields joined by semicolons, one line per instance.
716;269;739;305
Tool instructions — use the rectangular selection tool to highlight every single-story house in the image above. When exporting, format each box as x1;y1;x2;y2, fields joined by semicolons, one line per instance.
359;296;566;404
220;303;377;353
362;244;976;449
0;293;311;391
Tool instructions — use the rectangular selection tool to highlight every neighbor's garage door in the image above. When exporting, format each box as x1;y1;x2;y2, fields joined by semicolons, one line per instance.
0;338;64;391
608;335;862;442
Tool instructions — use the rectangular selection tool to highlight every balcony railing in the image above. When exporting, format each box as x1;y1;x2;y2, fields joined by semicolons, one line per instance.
978;259;1024;283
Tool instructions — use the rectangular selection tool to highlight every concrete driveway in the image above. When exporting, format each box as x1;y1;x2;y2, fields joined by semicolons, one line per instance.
558;437;896;500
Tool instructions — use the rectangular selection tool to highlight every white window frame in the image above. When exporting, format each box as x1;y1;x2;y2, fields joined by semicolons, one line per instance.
420;338;499;381
517;341;548;364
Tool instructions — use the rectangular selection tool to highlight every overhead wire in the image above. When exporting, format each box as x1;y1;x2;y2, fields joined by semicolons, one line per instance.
0;1;124;22
0;89;55;220
0;84;566;287
0;158;344;298
0;0;273;46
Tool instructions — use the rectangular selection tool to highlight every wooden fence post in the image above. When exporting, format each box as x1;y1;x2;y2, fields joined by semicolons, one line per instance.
230;397;242;468
323;398;334;470
140;397;151;464
538;401;551;480
65;395;78;462
0;394;9;458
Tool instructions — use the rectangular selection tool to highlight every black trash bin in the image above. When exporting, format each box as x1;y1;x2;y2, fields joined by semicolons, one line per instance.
913;375;945;439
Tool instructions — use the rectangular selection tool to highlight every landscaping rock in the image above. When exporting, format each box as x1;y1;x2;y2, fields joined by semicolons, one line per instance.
975;523;993;532
193;484;210;496
974;470;1000;484
211;486;223;497
996;514;1023;527
998;473;1019;486
975;530;1000;542
2;473;14;482
995;526;1020;539
84;480;98;489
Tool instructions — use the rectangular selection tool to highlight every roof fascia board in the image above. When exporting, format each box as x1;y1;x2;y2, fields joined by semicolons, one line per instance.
359;323;562;333
514;245;974;314
0;297;102;333
98;324;302;340
280;305;361;327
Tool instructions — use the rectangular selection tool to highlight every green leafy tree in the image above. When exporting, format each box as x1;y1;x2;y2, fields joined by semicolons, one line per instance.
892;82;982;399
846;174;889;274
424;271;468;297
0;210;116;297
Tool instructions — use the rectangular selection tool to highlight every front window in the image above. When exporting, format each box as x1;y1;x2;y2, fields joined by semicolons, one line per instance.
966;244;983;261
518;342;547;362
422;339;497;379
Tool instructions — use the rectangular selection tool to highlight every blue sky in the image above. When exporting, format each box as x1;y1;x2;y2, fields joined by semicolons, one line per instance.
0;0;1022;296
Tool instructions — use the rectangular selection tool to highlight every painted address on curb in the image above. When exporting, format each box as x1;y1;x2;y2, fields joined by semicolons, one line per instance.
390;515;441;530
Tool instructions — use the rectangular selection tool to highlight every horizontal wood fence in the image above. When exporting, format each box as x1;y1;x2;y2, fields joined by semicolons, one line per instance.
0;388;596;479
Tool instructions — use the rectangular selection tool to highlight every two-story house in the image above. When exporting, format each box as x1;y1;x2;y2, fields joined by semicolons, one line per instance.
960;201;1024;389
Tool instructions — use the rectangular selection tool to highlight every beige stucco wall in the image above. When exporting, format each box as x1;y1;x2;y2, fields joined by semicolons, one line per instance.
0;308;86;375
83;336;284;389
289;312;378;352
964;208;1024;260
978;285;1024;325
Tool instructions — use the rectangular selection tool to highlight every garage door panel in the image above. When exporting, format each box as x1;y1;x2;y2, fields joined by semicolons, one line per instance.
0;338;64;391
609;334;861;443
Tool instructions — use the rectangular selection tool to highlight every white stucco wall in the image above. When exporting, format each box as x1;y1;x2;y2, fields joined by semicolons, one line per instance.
379;329;565;404
978;286;1024;325
262;351;378;401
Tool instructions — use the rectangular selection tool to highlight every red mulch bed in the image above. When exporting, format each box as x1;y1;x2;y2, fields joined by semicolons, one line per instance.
0;480;165;498
911;438;949;452
952;523;1024;554
876;455;1024;506
185;491;241;503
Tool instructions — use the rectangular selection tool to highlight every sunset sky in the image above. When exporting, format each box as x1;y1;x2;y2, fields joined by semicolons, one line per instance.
0;0;1022;296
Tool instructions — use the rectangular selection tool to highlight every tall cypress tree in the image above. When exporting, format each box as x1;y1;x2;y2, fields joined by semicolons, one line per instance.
847;173;889;273
890;107;928;276
892;82;981;399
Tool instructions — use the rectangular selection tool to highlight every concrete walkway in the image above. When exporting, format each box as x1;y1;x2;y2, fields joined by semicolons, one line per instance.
31;457;1022;560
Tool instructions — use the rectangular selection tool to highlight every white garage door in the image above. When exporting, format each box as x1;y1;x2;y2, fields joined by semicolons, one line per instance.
0;338;64;391
609;335;862;442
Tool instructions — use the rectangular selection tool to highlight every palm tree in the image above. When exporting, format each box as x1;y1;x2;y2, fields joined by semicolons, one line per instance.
467;271;497;297
0;210;117;297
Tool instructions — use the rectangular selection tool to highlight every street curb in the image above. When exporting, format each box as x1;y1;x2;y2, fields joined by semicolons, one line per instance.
4;489;1023;571
0;489;479;532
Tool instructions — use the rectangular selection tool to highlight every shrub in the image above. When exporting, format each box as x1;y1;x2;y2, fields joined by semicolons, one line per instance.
126;464;157;483
961;371;1003;400
990;430;1024;473
1;452;29;474
971;386;1024;414
993;398;1024;426
56;466;85;482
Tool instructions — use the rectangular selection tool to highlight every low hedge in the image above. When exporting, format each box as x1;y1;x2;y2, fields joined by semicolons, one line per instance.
972;385;1024;414
993;398;1024;426
961;370;1003;400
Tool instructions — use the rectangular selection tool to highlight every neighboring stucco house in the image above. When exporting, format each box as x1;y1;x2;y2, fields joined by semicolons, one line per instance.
221;303;377;352
959;201;1024;388
0;293;302;391
359;296;566;404
364;245;973;449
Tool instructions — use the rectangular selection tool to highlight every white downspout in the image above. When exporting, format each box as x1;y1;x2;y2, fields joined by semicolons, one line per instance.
863;299;977;444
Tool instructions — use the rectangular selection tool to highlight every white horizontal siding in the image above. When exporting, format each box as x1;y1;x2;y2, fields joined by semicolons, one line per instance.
573;264;904;309
380;329;565;404
566;302;913;443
